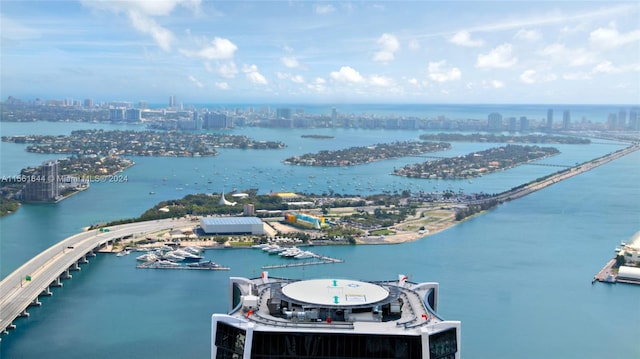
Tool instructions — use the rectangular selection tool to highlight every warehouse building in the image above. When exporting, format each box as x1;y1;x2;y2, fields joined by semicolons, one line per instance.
200;217;264;235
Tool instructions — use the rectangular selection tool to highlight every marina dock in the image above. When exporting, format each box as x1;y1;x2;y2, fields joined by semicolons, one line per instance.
136;263;230;270
262;255;343;269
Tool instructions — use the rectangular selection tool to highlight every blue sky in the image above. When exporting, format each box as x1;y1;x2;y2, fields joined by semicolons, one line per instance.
1;1;639;104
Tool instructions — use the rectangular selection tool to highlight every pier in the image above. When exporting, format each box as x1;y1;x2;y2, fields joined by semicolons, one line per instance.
0;218;195;338
262;255;344;269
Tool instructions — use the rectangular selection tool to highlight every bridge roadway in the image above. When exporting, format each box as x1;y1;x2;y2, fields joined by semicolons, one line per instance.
0;218;195;337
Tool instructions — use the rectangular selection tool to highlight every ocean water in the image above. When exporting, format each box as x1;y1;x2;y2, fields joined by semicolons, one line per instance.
0;106;639;358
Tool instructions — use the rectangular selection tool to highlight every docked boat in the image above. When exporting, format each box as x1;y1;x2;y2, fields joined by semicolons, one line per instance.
116;249;131;257
163;251;186;262
211;274;461;358
135;253;159;262
293;250;315;259
150;260;181;268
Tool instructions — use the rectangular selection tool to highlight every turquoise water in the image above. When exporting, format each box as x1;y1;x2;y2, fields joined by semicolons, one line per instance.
1;108;639;358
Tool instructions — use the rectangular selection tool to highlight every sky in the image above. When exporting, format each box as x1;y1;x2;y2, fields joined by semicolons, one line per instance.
1;0;639;105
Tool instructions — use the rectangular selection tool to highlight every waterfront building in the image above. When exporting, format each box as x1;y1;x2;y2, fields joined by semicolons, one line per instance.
519;116;529;131
487;112;502;131
211;275;461;359
629;108;639;130
108;108;125;121
83;98;94;108
284;211;325;229
22;160;60;202
618;109;627;129
204;112;232;129
563;110;571;130
169;95;176;109
200;217;264;235
276;108;292;120
125;108;141;122
546;109;553;130
508;117;517;132
616;231;640;265
607;113;618;130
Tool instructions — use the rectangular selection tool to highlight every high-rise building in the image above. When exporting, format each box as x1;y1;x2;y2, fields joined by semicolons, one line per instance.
618;109;627;129
487;112;503;131
109;108;125;121
169;95;176;109
546;109;554;130
125;108;142;122
276;108;292;119
562;110;571;130
519;116;529;132
23;161;60;202
629;108;639;130
83;99;94;108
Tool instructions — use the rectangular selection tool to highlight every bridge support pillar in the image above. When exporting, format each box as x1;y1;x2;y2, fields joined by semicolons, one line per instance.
79;256;88;264
29;299;42;307
70;262;81;271
41;287;53;296
51;277;63;287
86;251;96;257
19;310;30;318
61;269;72;280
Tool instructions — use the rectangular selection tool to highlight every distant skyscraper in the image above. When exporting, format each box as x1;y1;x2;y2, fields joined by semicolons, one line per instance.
562;110;570;130
629;108;639;130
487;112;503;131
331;108;337;127
125;108;141;122
618;109;627;129
276;108;292;119
546;109;554;130
508;117;517;132
83;98;94;108
607;113;618;130
519;116;529;131
109;108;125;121
169;95;176;109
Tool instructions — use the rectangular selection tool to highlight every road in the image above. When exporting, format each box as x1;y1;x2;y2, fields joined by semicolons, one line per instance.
0;218;195;336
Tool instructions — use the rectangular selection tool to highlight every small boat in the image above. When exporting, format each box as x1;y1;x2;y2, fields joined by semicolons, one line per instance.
116;249;131;257
149;191;156;195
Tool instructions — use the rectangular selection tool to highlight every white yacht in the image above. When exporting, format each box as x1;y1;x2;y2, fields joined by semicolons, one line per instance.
211;274;461;358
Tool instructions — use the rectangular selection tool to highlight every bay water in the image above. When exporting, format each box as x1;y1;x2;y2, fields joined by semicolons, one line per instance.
0;105;638;358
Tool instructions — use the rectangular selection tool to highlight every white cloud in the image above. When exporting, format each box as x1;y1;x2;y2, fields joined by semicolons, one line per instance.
519;69;557;84
330;66;364;83
217;62;238;78
369;75;393;87
81;0;202;51
408;78;419;85
592;61;620;74
373;33;400;62
428;61;462;82
314;4;335;15
476;43;518;68
277;72;305;83
490;80;505;88
127;10;174;51
188;75;204;88
242;64;268;85
514;29;541;41
281;56;299;68
180;37;237;60
408;39;420;51
539;43;596;67
590;25;640;49
216;82;230;90
307;77;327;92
449;31;484;47
563;72;592;80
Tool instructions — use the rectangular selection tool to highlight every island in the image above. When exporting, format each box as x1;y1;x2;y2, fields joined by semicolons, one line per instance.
393;144;560;179
1;129;286;157
283;141;451;166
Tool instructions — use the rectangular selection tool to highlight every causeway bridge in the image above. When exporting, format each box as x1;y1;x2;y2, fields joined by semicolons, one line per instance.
0;218;195;338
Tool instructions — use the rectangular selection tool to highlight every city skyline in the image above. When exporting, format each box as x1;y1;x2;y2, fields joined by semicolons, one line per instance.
1;1;639;104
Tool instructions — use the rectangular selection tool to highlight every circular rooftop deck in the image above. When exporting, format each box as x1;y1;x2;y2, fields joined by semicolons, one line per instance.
281;279;389;307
